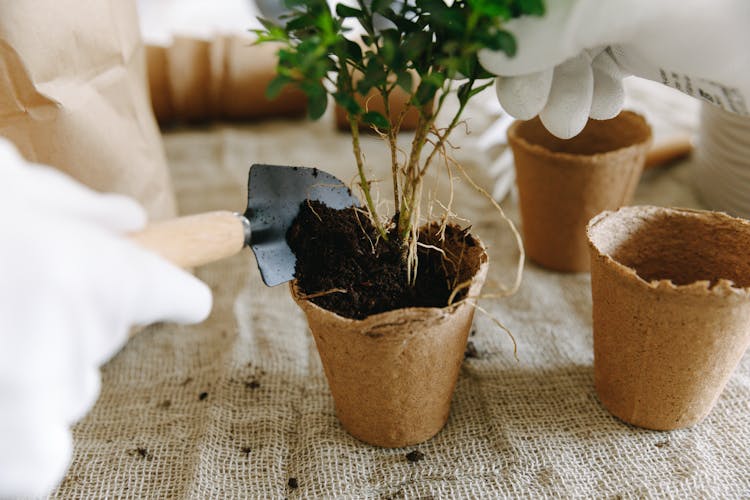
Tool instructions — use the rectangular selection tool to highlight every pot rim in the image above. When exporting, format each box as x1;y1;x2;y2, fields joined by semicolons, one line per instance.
290;229;490;326
587;205;750;298
507;110;653;163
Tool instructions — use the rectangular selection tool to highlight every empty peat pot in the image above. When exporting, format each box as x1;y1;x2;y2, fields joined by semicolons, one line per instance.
508;111;652;272
587;206;750;430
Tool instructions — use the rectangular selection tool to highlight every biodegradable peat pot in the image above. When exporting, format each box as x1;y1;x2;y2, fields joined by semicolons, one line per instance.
291;232;488;448
508;111;652;272
587;206;750;430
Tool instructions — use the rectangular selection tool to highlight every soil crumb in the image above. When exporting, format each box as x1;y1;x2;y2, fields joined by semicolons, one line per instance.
464;341;479;359
287;201;482;319
405;450;425;463
129;447;153;460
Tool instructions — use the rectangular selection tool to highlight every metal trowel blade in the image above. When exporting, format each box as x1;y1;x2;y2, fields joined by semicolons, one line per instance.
245;164;360;286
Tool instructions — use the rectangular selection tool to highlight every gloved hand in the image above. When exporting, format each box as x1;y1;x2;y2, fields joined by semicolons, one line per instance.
0;138;212;498
478;0;750;138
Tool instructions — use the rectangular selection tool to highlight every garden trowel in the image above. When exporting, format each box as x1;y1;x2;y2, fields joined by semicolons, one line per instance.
129;164;360;286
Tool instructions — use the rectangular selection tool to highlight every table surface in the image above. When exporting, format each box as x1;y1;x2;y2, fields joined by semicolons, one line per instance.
53;79;750;499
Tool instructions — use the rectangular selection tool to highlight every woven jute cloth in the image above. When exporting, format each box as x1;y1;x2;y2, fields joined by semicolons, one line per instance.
53;81;750;498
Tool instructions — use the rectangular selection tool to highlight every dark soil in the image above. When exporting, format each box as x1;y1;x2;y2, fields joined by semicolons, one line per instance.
287;201;483;320
405;450;425;463
129;447;153;460
464;341;479;359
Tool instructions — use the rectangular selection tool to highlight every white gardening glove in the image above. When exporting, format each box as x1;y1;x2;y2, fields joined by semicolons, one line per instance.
0;138;212;498
478;0;750;138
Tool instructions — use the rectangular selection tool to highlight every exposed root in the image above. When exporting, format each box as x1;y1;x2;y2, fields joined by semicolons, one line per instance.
305;198;323;222
447;156;525;296
450;239;467;290
306;180;360;222
433;199;470;225
353;206;377;254
296;288;348;300
447;278;472;306
437;143;456;240
405;180;424;285
415;242;446;255
451;297;519;362
472;302;519;362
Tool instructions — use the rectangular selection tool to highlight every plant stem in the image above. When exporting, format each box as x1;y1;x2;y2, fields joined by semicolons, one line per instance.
398;78;474;244
419;79;475;180
422;109;466;177
397;104;432;240
349;115;388;241
380;87;400;216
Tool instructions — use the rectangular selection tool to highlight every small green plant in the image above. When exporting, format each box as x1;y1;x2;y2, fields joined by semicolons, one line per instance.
255;0;543;279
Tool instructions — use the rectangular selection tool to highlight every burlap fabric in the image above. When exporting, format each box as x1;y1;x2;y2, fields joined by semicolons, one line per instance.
52;81;750;498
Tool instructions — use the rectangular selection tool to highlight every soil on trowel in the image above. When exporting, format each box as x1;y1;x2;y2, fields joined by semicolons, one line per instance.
286;200;481;319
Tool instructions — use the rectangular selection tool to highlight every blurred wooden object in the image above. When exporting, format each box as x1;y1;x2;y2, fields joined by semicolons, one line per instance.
644;133;693;170
334;84;430;132
146;36;307;125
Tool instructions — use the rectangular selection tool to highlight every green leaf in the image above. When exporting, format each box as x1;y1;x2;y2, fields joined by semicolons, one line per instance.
342;39;363;63
370;0;393;14
457;81;472;105
362;111;391;130
468;55;496;80
414;79;439;105
476;3;511;19
303;83;329;120
403;31;431;61
377;7;418;33
276;47;296;68
423;71;446;88
285;13;317;31
334;92;362;116
257;17;282;32
265;74;292;99
335;4;363;18
517;0;545;16
380;29;401;66
418;0;464;32
251;30;286;44
469;80;495;98
396;71;413;92
357;61;387;95
482;30;517;56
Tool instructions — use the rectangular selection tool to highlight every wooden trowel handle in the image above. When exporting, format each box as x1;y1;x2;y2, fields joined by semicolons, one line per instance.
645;134;693;170
129;211;248;268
